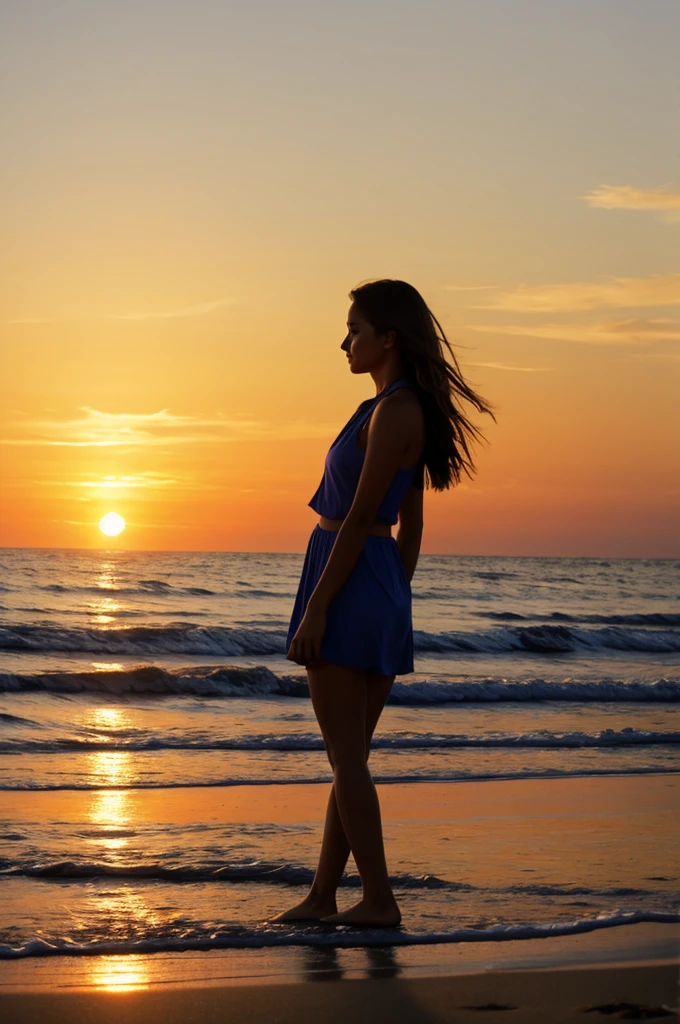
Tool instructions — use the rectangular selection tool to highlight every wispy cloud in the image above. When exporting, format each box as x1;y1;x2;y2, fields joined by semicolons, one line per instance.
583;185;680;223
108;298;234;321
619;351;680;364
60;473;178;489
7;298;234;325
0;408;338;447
469;274;680;312
468;318;680;345
465;361;552;372
444;285;498;292
6;317;56;325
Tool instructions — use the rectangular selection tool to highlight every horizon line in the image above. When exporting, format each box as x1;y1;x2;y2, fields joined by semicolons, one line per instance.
0;545;675;561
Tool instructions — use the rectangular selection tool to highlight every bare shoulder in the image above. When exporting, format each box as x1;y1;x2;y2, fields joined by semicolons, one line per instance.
372;388;424;432
374;389;421;425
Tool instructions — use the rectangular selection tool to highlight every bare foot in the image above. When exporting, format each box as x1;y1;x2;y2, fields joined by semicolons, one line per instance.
269;896;338;924
321;899;402;928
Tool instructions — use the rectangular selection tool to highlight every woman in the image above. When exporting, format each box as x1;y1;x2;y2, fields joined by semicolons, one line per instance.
272;279;495;928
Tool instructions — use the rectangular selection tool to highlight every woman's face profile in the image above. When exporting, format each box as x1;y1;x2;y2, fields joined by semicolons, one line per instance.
341;302;393;375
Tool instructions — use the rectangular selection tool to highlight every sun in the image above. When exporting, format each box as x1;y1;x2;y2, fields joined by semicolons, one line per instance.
99;512;126;537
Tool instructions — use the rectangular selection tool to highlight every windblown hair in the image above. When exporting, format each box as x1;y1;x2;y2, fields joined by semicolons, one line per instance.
350;279;497;490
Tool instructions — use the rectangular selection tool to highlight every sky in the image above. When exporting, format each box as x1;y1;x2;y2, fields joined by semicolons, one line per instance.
1;0;678;556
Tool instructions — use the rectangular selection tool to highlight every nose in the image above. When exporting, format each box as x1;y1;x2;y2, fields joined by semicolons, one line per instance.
341;334;351;352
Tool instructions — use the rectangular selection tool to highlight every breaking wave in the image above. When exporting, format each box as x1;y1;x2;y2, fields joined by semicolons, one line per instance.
1;621;679;656
1;664;679;702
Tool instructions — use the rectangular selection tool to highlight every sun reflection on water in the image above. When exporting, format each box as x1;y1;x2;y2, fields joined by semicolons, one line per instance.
95;560;118;591
88;706;128;733
88;596;121;624
85;557;127;622
86;708;136;843
87;752;133;791
83;729;157;991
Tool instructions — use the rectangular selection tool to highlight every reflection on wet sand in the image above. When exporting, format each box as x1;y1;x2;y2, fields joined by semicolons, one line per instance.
87;954;151;992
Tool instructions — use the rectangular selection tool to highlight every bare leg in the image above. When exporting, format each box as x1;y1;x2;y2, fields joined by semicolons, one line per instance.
270;669;394;924
310;662;400;926
269;786;344;922
310;784;349;901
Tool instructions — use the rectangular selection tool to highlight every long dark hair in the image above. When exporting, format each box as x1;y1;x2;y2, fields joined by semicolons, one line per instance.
350;279;497;490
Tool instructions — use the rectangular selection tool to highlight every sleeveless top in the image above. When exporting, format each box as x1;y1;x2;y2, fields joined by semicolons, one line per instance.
308;377;424;526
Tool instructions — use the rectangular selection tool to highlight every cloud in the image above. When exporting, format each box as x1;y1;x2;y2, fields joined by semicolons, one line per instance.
470;274;680;312
444;285;498;292
7;298;234;325
4;472;182;491
108;298;234;321
465;361;552;372
468;318;680;345
619;351;680;364
6;317;56;325
0;408;339;447
583;185;680;223
60;473;178;489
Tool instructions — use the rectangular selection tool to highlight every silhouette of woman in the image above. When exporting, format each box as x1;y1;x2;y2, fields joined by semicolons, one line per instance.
272;279;495;927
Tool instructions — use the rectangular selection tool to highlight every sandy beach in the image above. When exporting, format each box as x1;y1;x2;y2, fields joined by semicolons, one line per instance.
1;933;678;1022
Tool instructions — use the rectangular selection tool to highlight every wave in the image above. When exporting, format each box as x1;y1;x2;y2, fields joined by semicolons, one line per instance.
470;570;520;580
1;860;671;901
1;664;679;703
1;766;677;792
478;611;680;627
0;712;38;726
0;860;466;887
413;624;680;654
2;621;679;656
0;624;287;656
9;606;210;620
3;727;678;755
1;910;678;958
35;581;294;599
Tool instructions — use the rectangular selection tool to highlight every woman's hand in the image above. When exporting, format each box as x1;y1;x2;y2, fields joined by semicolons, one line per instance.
286;604;326;666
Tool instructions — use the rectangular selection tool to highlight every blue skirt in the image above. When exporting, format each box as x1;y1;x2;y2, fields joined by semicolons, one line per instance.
286;525;414;676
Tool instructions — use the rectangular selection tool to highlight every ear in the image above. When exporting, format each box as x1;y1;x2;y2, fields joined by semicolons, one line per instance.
384;329;397;349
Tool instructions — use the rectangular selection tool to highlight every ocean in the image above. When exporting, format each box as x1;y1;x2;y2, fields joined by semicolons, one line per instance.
1;547;678;960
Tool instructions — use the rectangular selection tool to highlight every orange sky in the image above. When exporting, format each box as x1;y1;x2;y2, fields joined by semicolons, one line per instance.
2;1;678;556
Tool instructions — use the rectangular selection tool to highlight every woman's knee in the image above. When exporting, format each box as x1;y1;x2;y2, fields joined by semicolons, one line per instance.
325;744;370;769
329;743;369;772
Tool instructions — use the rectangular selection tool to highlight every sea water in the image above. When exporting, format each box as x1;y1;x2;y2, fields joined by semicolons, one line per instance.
0;548;678;958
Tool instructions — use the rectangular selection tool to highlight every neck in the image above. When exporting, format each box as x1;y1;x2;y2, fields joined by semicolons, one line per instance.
372;366;403;393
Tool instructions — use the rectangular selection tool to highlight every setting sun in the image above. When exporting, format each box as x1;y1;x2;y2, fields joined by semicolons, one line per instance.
99;512;126;537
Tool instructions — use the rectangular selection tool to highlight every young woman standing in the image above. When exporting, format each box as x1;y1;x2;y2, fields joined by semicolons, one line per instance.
272;279;495;927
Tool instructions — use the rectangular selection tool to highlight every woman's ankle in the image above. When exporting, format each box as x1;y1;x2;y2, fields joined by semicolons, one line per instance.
360;888;398;909
307;884;338;906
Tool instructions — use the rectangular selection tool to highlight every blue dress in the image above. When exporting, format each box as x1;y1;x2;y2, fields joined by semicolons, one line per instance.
286;377;422;676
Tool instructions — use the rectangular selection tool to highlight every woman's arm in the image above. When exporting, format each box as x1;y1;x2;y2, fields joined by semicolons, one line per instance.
396;485;424;582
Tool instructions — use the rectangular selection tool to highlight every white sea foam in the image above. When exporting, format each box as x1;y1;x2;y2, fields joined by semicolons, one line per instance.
1;910;677;958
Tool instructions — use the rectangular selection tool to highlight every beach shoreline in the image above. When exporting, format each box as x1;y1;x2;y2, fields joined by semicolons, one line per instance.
1;922;678;989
